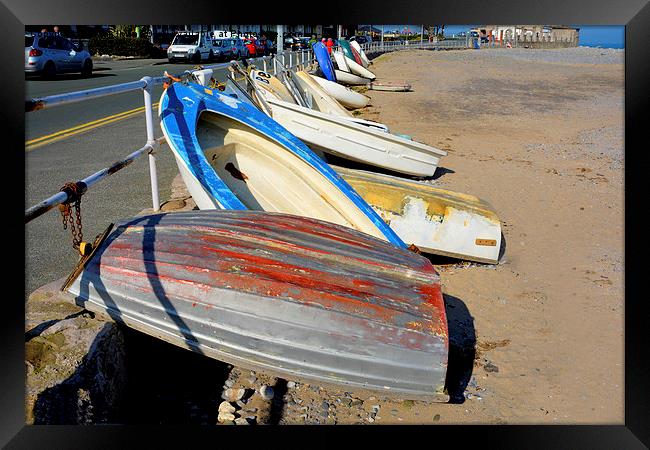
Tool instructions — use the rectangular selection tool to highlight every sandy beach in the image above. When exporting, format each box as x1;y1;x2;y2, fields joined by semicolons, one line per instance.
344;46;624;424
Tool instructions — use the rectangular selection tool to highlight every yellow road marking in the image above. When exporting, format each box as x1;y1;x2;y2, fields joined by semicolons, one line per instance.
26;102;159;151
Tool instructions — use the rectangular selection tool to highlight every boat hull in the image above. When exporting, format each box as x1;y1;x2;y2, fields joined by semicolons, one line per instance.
339;39;362;66
310;74;370;109
343;55;376;80
247;70;386;132
368;81;413;92
333;165;502;263
312;42;336;82
350;40;371;66
66;210;449;399
264;96;446;177
332;50;350;72
334;69;373;86
292;70;352;117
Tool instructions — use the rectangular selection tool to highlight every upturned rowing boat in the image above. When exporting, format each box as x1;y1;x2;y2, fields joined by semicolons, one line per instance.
158;80;405;247
367;81;413;92
65;209;449;399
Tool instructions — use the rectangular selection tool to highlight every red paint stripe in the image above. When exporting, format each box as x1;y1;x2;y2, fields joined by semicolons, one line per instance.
93;263;444;351
104;239;434;310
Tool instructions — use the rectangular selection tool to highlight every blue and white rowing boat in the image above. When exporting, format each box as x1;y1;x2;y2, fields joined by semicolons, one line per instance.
158;80;406;248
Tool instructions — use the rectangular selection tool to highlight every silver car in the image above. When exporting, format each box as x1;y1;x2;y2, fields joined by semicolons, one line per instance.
211;37;247;61
25;32;92;78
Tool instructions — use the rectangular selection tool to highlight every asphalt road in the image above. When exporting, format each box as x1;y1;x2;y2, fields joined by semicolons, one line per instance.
25;57;252;296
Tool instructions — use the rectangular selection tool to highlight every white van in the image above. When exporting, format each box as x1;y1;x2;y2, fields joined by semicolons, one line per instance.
167;32;215;63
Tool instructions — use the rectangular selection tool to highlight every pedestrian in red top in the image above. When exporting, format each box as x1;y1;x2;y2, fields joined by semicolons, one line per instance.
325;37;334;54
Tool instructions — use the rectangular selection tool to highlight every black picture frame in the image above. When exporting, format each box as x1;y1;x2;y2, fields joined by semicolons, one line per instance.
5;0;648;447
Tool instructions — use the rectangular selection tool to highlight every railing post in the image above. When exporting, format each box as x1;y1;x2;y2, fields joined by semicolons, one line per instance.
263;58;267;73
141;76;160;211
289;52;293;68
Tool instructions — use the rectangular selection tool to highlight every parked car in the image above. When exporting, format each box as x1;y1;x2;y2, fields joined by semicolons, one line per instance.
291;36;310;51
350;35;372;45
283;36;295;50
212;37;247;60
25;32;93;79
167;32;215;63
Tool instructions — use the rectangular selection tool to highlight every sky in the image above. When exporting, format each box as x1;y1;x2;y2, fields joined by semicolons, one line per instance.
370;25;624;48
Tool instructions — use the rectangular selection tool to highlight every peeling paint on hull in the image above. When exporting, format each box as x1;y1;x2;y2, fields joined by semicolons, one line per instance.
66;210;449;400
333;165;502;264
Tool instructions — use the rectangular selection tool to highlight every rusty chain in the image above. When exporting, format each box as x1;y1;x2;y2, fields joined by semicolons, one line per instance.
58;181;85;252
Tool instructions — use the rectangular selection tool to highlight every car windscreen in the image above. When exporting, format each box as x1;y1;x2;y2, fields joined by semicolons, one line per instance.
212;40;224;47
172;35;198;45
25;36;34;47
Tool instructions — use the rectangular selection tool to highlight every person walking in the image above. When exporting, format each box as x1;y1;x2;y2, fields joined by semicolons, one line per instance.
325;37;334;54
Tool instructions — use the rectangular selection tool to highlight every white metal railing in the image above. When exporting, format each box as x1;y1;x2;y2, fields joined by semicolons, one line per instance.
359;39;468;54
24;51;313;224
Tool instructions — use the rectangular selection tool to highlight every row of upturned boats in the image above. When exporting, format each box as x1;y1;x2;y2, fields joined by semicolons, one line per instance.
65;40;502;400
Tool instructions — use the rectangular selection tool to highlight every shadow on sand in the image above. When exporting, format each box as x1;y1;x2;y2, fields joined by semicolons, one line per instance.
442;293;476;404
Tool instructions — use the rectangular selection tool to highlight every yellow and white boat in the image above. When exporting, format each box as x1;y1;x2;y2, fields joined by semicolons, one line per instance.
333;165;502;263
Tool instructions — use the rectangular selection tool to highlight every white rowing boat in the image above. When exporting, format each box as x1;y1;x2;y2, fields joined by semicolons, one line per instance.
332;165;503;264
258;96;447;177
334;69;372;86
309;74;370;109
248;69;388;132
291;70;352;117
350;40;371;67
367;81;413;92
343;54;376;80
332;50;350;72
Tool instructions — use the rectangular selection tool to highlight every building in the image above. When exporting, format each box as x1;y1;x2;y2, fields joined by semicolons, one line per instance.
481;25;579;45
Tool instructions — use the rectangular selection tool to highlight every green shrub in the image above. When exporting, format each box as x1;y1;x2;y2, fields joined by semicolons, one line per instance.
89;34;163;57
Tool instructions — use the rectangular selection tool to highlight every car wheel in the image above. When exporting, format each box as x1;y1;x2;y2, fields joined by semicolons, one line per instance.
81;59;93;78
209;51;214;62
168;57;174;63
193;52;201;64
41;61;56;80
